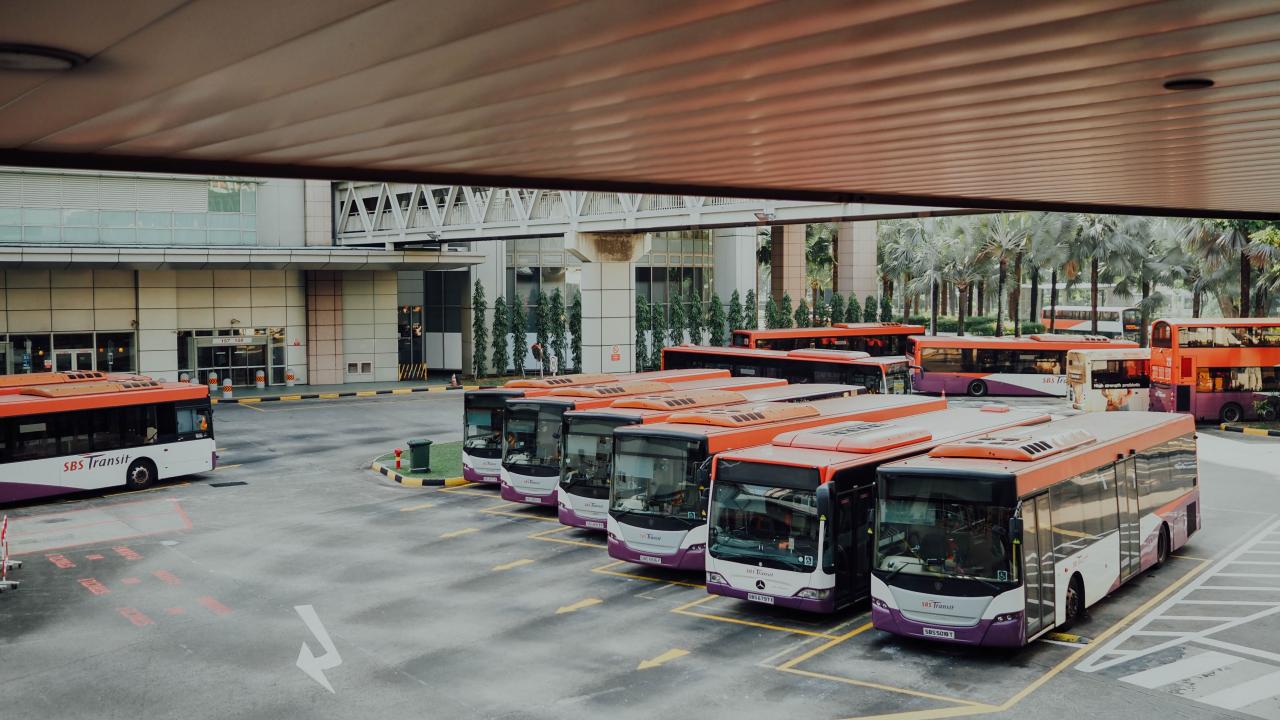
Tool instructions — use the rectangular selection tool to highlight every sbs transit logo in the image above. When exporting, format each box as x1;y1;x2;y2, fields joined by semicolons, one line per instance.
63;454;131;473
921;600;955;610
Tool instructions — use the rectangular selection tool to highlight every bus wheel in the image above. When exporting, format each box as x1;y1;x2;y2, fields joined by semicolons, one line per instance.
966;380;988;397
1063;575;1085;629
126;459;156;490
1155;525;1170;568
1220;403;1244;424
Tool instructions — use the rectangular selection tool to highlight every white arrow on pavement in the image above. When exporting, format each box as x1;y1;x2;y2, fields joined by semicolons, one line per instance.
295;604;342;693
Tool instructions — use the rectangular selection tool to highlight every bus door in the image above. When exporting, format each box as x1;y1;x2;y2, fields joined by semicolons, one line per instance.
1021;493;1055;637
1175;385;1191;413
1115;455;1141;582
832;481;874;606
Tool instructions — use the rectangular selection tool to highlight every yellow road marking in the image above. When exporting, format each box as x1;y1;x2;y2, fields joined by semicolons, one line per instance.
318;393;340;399
239;402;266;412
438;486;498;497
492;558;535;571
480;502;560;523
115;481;190;497
1044;632;1087;644
392;388;413;395
356;390;377;397
236;397;262;404
278;394;302;401
671;594;842;639
777;621;875;671
555;597;603;614
831;556;1213;720
400;502;435;512
440;527;479;539
590;560;705;589
637;648;689;670
529;525;606;549
214;463;242;471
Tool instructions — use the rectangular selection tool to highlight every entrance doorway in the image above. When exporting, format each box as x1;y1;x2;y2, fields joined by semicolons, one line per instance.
54;348;95;372
190;335;270;387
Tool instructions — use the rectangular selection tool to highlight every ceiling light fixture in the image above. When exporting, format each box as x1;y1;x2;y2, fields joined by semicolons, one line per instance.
1163;77;1214;91
0;43;87;71
754;211;776;223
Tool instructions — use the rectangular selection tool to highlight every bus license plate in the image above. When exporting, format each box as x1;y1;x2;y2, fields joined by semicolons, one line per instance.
747;593;775;605
585;520;605;529
484;476;498;483
922;627;955;639
525;496;541;503
638;555;663;565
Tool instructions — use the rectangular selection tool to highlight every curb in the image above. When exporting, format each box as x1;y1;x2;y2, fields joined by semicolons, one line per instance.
212;384;479;405
1219;423;1280;438
371;460;468;488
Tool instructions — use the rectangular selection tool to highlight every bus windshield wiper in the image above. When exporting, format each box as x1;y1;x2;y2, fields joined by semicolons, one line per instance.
884;558;921;582
946;572;1003;592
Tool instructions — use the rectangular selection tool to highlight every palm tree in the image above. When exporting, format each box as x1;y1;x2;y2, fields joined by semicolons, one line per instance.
1026;213;1077;332
1181;218;1280;317
976;213;1031;336
1076;215;1143;333
1112;218;1178;346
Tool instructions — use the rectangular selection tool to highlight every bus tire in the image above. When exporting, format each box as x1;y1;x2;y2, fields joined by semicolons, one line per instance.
966;380;988;397
1155;524;1170;568
1063;574;1085;629
1220;403;1244;424
126;458;157;490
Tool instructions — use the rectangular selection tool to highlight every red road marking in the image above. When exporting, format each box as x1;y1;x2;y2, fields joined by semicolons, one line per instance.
113;546;142;560
197;596;232;616
121;577;141;585
86;554;104;560
78;578;110;595
153;570;181;586
47;554;75;569
165;607;185;616
117;607;154;627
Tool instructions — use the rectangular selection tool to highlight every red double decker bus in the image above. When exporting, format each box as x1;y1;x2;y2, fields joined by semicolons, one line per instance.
1149;318;1280;423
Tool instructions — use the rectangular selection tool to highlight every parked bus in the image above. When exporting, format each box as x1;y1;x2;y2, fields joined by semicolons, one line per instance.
559;383;857;531
1148;318;1280;423
1041;305;1141;340
607;393;946;570
908;334;1139;397
462;368;730;484
0;376;215;504
731;322;923;355
705;406;1050;612
871;412;1199;647
1066;348;1150;412
500;374;762;506
663;345;912;394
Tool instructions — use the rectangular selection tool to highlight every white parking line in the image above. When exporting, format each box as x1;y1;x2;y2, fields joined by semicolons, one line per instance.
1197;669;1280;710
1119;651;1244;688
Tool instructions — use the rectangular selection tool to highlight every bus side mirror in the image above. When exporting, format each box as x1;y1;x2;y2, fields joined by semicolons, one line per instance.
1008;518;1023;539
908;365;923;373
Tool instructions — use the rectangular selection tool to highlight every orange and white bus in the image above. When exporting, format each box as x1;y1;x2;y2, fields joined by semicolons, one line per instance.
559;383;857;531
662;345;912;394
1066;347;1150;412
0;375;214;504
463;368;730;484
908;334;1139;397
1149;318;1280;423
731;323;924;355
501;375;775;507
705;405;1050;612
872;411;1198;647
1041;305;1141;340
607;393;946;571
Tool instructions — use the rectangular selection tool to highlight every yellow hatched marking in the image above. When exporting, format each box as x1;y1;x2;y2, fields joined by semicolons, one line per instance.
440;527;479;539
214;463;243;471
590;560;704;589
529;525;606;550
671;595;842;639
492;558;535;571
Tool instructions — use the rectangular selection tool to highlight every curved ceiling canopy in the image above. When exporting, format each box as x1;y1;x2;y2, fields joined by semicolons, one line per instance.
2;0;1279;218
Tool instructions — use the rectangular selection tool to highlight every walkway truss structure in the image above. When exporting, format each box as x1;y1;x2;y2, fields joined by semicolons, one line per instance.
333;182;944;247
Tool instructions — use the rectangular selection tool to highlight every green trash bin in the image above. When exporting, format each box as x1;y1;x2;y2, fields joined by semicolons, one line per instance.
407;439;433;473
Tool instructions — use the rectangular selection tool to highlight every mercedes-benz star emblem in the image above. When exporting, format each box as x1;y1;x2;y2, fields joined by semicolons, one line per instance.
755;580;766;590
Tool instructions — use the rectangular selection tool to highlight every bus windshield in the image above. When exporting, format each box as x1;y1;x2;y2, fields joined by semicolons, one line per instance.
503;403;562;473
875;475;1019;584
709;477;821;573
846;366;886;393
611;436;704;525
464;406;504;456
884;362;911;394
560;418;621;499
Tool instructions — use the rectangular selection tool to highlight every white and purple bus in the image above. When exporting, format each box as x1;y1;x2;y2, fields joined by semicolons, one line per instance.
908;334;1139;397
871;411;1199;646
606;394;946;571
559;383;856;531
704;406;1049;613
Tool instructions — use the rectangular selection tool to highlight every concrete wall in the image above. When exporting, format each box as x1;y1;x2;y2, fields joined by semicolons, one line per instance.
255;178;305;247
712;226;757;302
341;271;398;383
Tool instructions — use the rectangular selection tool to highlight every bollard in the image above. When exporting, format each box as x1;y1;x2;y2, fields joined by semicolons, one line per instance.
0;515;17;592
222;379;233;399
180;372;189;383
394;448;403;471
255;369;265;390
207;372;218;396
285;368;296;387
450;373;459;388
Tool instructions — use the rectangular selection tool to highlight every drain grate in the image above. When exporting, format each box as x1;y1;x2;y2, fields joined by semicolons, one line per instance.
209;481;248;488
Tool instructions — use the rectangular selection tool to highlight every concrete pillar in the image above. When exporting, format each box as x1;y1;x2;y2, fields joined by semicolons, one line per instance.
837;221;878;304
464;239;506;375
770;224;807;304
711;226;756;302
566;231;646;374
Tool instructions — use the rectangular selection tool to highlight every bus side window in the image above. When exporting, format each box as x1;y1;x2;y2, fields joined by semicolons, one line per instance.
91;409;122;451
176;407;198;436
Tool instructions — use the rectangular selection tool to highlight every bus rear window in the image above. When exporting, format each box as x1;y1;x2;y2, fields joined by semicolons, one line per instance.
1151;322;1172;348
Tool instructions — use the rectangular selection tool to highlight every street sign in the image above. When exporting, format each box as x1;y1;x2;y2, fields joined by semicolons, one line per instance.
610;345;620;361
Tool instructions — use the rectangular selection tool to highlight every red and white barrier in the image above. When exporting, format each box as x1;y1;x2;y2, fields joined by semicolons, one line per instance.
0;515;19;592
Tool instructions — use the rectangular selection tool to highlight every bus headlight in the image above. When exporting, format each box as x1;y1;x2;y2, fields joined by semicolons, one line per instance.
871;597;889;610
794;588;832;600
706;572;727;585
992;613;1020;623
687;544;706;552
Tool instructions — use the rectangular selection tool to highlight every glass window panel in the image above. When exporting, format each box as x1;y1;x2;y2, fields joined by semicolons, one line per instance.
209;230;241;245
138;228;172;244
0;226;19;242
11;334;52;373
175;229;207;244
208;181;241;212
138;211;171;228
62;227;98;243
23;226;60;242
240;187;257;213
62;209;98;226
173;212;207;228
95;332;135;372
101;210;135;227
102;227;135;243
208;213;240;229
0;208;18;225
242;231;256;244
22;208;60;226
651;237;668;252
241;214;256;229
